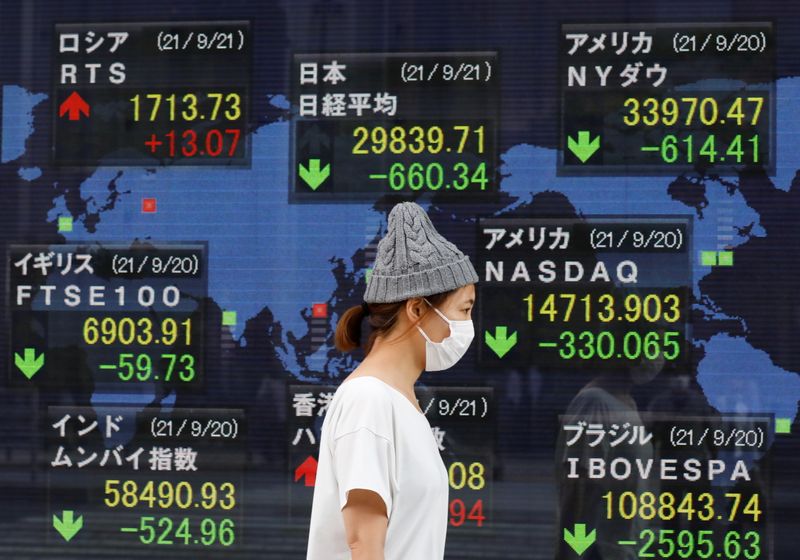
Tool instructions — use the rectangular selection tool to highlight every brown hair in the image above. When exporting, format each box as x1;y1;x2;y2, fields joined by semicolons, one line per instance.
335;289;457;355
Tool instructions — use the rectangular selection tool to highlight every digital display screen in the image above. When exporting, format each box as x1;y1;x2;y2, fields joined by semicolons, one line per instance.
0;2;797;559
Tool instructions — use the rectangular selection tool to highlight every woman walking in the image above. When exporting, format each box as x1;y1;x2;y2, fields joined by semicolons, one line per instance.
306;201;479;559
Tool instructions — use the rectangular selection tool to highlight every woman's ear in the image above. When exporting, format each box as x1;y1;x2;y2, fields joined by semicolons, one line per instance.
405;297;425;323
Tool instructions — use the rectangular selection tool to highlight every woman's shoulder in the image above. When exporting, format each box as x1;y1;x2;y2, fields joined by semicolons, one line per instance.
329;376;396;440
336;375;397;400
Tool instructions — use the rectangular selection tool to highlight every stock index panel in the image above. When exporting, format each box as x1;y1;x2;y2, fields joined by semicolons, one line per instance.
0;1;798;559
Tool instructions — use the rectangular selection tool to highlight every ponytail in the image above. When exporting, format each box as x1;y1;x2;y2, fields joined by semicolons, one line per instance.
334;303;369;352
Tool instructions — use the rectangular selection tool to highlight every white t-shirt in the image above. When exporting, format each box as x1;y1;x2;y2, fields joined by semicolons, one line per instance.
306;376;449;560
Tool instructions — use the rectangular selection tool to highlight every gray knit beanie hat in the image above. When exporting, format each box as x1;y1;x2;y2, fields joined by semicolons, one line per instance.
364;202;479;303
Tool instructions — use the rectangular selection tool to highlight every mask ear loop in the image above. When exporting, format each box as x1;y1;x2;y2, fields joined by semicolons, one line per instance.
422;297;452;326
416;324;433;343
421;297;455;349
417;298;434;343
418;297;448;343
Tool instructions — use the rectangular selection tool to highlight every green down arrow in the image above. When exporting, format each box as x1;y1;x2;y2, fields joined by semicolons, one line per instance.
484;326;517;358
567;131;600;163
298;159;330;190
564;523;596;555
53;510;83;542
14;348;44;379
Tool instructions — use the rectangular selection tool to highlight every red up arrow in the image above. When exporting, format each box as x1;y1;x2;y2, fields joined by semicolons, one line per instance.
59;92;89;121
294;456;318;487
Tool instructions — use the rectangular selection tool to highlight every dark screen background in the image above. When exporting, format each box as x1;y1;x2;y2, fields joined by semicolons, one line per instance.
0;1;797;558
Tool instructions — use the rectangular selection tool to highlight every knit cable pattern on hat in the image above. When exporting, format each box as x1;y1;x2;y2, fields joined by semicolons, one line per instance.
364;202;478;303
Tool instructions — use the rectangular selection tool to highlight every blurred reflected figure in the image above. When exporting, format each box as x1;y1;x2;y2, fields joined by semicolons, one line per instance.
554;355;663;559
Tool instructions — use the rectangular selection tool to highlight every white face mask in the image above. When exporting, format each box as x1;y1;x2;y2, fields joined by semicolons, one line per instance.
416;297;475;371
